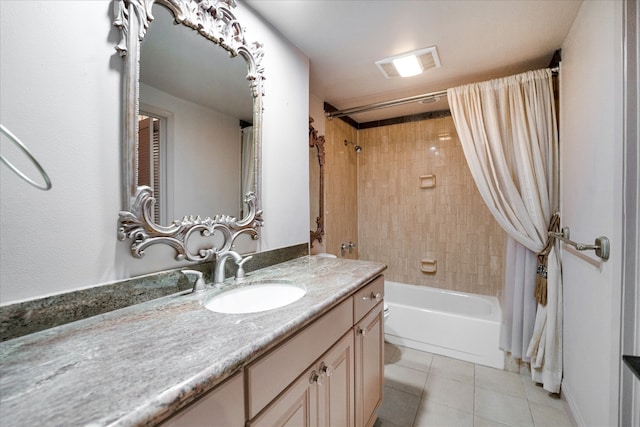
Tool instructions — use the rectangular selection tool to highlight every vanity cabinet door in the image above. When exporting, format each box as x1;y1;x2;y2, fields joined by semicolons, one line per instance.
317;330;355;427
246;298;353;419
161;371;244;427
248;363;318;427
354;302;384;427
249;331;355;427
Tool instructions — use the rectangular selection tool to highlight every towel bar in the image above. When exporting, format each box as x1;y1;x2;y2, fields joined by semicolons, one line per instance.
548;227;610;261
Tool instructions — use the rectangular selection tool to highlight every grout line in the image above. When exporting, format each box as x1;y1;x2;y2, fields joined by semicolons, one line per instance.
524;374;536;427
385;346;571;427
528;399;536;427
472;363;476;426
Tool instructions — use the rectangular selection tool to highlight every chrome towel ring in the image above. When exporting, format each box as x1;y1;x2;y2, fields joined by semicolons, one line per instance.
0;124;52;191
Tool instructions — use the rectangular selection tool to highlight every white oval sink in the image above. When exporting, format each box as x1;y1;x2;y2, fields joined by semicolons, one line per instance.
204;281;306;314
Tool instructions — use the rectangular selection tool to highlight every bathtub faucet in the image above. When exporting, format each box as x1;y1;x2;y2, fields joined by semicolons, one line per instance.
214;250;252;287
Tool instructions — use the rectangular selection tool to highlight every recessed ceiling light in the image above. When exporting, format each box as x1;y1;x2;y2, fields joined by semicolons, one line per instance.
375;46;441;79
392;55;423;77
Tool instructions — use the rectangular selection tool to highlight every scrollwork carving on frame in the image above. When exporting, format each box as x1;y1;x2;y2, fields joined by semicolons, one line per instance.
113;0;264;96
118;187;263;261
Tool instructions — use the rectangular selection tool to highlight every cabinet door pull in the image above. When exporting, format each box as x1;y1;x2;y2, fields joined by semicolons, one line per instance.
357;327;366;336
315;362;333;386
319;362;333;377
309;370;319;384
363;292;382;302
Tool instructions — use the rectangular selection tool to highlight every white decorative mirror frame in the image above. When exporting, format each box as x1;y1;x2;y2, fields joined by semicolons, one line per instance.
113;0;264;262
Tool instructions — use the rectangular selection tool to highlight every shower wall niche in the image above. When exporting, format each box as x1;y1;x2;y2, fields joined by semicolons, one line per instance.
357;116;506;297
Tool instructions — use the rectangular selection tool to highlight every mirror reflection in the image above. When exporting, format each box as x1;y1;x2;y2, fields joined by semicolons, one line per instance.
138;4;254;226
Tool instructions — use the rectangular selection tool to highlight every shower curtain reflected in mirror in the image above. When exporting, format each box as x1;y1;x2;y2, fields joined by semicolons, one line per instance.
241;126;255;217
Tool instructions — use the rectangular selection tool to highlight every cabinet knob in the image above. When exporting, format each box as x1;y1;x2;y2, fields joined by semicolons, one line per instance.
311;362;333;386
357;327;367;336
363;292;382;302
319;362;333;377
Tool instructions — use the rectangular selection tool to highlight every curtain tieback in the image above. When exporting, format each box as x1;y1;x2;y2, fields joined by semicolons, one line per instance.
535;212;560;306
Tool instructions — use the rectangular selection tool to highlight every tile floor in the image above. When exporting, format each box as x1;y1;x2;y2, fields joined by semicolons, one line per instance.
375;342;574;427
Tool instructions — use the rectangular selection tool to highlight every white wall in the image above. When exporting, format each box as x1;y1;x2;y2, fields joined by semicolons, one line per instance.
0;0;309;304
310;94;326;136
140;83;241;221
243;4;310;254
559;1;624;425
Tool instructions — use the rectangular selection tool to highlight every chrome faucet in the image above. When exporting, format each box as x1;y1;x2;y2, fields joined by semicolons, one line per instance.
214;250;253;287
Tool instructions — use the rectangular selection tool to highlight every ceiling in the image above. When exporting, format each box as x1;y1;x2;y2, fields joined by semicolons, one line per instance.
141;4;253;122
245;0;582;124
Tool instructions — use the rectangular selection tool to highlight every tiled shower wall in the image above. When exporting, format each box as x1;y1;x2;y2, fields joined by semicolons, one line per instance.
357;116;506;296
323;117;359;259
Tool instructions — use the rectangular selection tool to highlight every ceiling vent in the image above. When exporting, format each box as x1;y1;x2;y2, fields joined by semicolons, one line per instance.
375;46;441;79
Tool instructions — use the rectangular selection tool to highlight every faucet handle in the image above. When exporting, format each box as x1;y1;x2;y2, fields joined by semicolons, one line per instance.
183;270;206;293
235;255;253;279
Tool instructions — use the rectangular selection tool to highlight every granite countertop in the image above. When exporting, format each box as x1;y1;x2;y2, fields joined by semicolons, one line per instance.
0;256;386;427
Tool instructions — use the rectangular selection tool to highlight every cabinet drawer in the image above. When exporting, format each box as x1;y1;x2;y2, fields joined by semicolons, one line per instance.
246;298;353;419
161;371;244;426
353;275;384;323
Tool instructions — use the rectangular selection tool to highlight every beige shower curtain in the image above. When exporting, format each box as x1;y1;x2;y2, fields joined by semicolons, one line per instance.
447;69;562;393
241;126;256;211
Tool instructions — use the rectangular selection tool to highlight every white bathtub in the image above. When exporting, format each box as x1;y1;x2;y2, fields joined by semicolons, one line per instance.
384;281;504;369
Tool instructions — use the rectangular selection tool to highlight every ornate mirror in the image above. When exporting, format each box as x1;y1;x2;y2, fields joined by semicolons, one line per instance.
113;0;264;262
309;119;325;247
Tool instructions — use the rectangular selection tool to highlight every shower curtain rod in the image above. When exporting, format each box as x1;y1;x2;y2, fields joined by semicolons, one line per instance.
326;90;447;119
325;66;559;120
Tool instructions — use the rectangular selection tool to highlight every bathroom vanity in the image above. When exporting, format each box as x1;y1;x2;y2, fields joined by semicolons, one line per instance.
0;256;386;426
166;273;384;427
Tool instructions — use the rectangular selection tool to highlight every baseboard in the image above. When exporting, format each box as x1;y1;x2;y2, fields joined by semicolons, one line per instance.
561;379;585;427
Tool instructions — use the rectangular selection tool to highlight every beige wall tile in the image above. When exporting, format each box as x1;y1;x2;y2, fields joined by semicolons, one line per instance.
324;118;358;258
356;117;506;296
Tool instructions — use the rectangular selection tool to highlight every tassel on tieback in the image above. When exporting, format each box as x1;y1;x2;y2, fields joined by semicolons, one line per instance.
535;212;560;306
